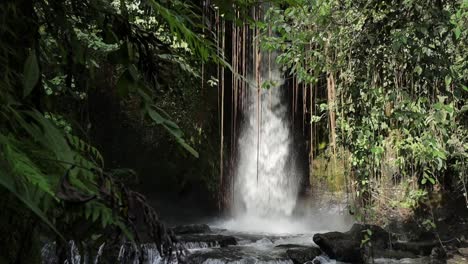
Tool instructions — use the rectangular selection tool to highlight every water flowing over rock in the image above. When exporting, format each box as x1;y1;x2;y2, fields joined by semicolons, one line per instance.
177;234;237;249
41;229;331;264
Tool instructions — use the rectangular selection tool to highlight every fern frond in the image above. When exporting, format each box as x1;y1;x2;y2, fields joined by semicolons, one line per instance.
0;134;64;241
66;134;105;169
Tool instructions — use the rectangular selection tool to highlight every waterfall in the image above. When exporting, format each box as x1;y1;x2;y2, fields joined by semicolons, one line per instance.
231;52;301;221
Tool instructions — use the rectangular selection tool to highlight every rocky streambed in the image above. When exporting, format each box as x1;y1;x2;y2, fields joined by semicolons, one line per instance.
173;224;434;264
42;223;468;263
177;224;324;264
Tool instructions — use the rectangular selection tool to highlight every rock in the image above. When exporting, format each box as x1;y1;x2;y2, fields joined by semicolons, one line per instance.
171;224;211;234
347;224;390;249
275;244;314;249
275;245;321;264
368;248;417;259
430;247;447;264
313;224;390;263
217;236;237;247
447;254;468;264
313;232;362;263
392;241;439;255
313;223;452;262
304;261;322;264
177;234;237;248
458;247;468;256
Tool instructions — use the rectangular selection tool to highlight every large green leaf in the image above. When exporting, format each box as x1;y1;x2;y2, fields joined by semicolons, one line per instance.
146;106;199;158
23;50;40;97
147;107;165;125
116;69;138;98
174;135;199;158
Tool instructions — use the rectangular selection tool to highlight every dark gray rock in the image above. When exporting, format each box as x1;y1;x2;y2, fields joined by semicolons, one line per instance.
177;234;237;248
347;224;391;249
392;240;439;255
313;223;448;263
367;248;418;259
313;224;391;263
430;246;447;264
171;224;211;234
313;232;362;263
274;244;313;249
286;247;322;264
275;244;322;264
303;260;322;264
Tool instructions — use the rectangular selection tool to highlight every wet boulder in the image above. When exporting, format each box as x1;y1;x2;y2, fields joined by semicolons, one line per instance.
313;224;390;263
313;223;447;262
286;246;322;264
171;224;211;235
430;246;447;264
313;231;362;262
177;234;237;249
392;240;439;256
275;244;322;264
347;224;390;249
366;248;417;260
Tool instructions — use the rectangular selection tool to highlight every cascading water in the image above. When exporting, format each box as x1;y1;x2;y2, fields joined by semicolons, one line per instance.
220;46;306;234
233;66;299;218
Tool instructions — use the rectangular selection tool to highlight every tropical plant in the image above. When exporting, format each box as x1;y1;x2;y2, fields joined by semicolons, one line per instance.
0;0;222;261
261;0;468;221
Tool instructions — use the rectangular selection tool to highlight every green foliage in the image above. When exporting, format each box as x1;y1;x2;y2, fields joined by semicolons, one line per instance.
263;0;468;220
361;229;373;247
147;0;212;61
146;104;199;157
0;0;221;259
0;135;64;241
23;50;40;97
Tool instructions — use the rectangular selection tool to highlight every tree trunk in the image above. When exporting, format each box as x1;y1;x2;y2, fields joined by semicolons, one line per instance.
327;72;337;156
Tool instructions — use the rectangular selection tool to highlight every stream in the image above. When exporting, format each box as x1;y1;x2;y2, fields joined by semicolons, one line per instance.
41;217;431;264
178;224;430;264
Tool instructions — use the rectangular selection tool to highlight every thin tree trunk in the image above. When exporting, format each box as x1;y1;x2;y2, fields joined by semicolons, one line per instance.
327;72;337;156
292;77;295;123
303;83;306;135
201;0;205;96
310;82;314;182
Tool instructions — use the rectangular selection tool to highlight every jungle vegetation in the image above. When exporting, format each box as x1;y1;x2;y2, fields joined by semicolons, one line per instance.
0;0;466;262
259;0;468;223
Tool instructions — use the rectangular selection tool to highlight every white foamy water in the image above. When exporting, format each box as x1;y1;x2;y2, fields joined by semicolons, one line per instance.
218;215;315;234
232;56;300;221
